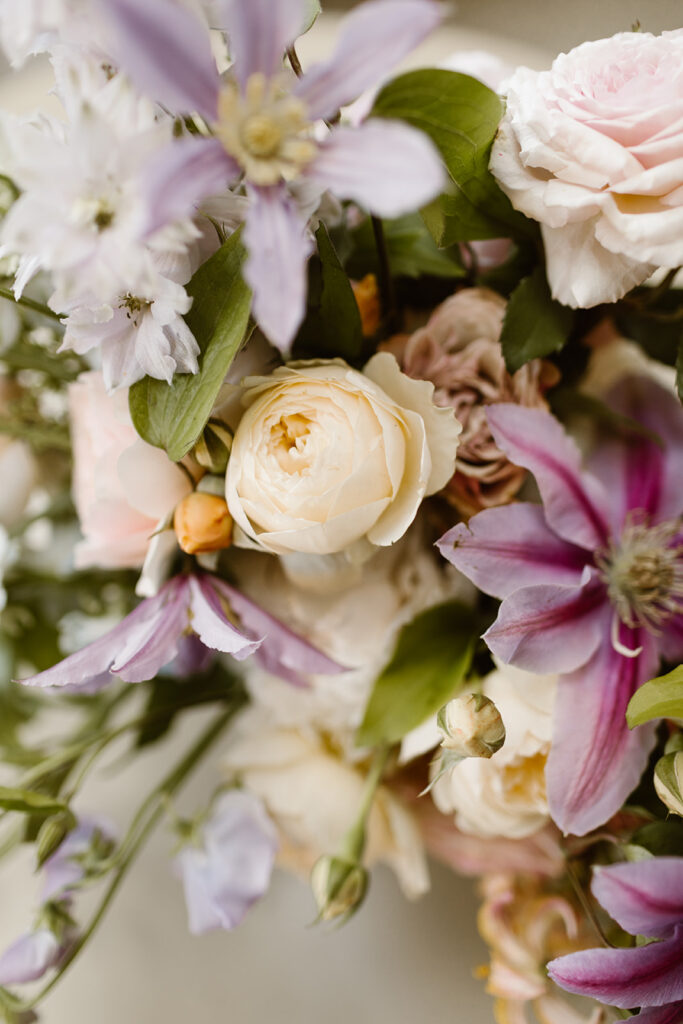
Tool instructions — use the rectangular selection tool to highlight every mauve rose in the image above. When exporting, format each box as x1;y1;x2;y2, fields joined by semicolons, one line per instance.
491;31;683;308
393;288;555;516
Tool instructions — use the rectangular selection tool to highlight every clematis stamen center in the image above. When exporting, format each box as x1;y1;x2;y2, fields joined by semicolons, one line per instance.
595;514;683;634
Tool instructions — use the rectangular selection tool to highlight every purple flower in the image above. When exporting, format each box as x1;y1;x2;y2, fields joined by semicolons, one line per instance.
102;0;446;349
42;818;116;903
438;376;683;836
175;790;277;934
548;857;683;1015
0;930;62;986
19;572;344;691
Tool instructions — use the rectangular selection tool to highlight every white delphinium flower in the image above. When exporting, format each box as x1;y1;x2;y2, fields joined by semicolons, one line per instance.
0;0;92;65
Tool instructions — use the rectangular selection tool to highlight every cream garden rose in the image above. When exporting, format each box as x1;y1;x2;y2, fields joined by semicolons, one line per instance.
225;353;461;557
491;30;683;308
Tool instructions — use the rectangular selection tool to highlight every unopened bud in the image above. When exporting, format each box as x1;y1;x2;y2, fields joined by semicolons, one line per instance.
351;274;381;338
654;750;683;818
35;812;74;869
438;693;505;759
193;422;233;475
311;855;368;924
174;492;233;555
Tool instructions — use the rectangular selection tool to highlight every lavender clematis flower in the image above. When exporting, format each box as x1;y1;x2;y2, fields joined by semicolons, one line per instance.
549;857;683;1015
102;0;446;350
175;790;278;934
438;376;683;836
0;930;62;986
19;572;344;691
42;818;116;903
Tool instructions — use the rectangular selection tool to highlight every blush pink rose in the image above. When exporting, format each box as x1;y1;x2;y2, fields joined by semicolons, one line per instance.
69;372;192;569
491;30;683;308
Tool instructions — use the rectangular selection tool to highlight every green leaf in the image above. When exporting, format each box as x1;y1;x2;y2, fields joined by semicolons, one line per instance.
292;224;363;362
629;820;683;858
129;229;251;461
371;69;534;244
356;601;476;748
627;665;683;727
0;785;69;817
346;213;465;281
500;267;574;373
136;664;245;748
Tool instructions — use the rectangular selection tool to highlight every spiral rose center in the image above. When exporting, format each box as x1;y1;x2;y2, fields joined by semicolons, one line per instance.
270;413;315;475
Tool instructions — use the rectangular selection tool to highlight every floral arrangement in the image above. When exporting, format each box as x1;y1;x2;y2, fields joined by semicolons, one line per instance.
0;1;681;1021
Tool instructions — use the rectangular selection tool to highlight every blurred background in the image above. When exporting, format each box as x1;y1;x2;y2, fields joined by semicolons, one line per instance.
0;2;681;1022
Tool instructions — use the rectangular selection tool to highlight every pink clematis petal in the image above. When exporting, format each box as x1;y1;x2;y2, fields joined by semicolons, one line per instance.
548;925;683;1009
305;120;445;219
546;626;659;836
243;184;313;351
591;859;683;939
101;0;221;120
632;1002;683;1024
483;572;608;675
218;0;304;87
438;503;590;600
294;0;442;120
486;404;611;552
110;577;191;682
188;576;263;660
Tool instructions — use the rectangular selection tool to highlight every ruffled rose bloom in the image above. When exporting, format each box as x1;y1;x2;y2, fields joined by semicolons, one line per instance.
491;30;683;308
432;664;555;840
392;288;555;516
225;353;461;557
0;377;36;529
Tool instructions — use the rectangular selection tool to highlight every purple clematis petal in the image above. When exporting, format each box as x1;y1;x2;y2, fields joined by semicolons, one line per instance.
243;184;313;351
486;404;611;551
483;572;607;675
143;137;239;237
546;626;659;836
661;612;683;663
109;577;191;683
294;0;442;120
187;576;262;660
633;1002;683;1024
548;925;683;1009
175;790;277;934
101;0;222;120
0;930;61;985
305;120;445;219
438;503;590;600
591;858;683;940
218;0;304;88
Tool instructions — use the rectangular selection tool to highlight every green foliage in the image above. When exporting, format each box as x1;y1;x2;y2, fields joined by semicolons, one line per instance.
372;69;534;245
627;819;683;858
136;664;246;748
292;224;364;362
0;785;70;817
345;213;465;281
356;601;476;748
500;267;574;373
129;229;251;461
627;665;683;727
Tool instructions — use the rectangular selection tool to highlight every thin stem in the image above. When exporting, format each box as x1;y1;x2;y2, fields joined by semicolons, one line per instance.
641;266;680;306
286;46;304;79
564;855;613;949
340;746;389;863
0;286;63;324
370;216;399;335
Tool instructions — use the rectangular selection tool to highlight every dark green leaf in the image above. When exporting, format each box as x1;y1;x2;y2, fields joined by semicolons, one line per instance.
371;69;534;244
627;665;683;727
500;267;574;373
346;213;465;281
129;229;251;461
356;601;476;748
629;820;683;858
0;785;69;816
292;224;363;362
136;664;245;748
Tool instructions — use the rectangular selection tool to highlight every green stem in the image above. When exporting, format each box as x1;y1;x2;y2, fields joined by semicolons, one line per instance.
286;46;304;79
340;746;389;863
0;286;63;324
563;855;613;949
370;216;399;335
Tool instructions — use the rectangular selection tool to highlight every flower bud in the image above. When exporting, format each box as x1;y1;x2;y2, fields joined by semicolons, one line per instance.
351;274;381;338
35;813;74;869
174;492;233;555
193;422;233;475
654;750;683;818
310;855;368;924
437;692;505;759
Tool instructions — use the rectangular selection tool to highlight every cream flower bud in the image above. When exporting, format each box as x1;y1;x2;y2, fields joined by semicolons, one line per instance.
654;750;683;818
438;693;506;759
310;855;368;924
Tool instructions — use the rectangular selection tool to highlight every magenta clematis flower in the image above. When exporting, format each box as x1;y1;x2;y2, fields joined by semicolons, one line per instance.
19;572;344;691
101;0;446;350
548;857;683;1017
438;376;683;836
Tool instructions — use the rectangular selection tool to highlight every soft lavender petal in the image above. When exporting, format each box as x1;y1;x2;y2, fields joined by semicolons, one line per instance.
546;628;659;836
213;577;346;681
304;120;445;218
483;574;608;674
633;1002;683;1024
437;504;590;600
548;926;683;1009
486;404;610;551
0;931;61;985
294;0;441;119
101;0;221;120
591;859;683;940
143;137;239;237
168;633;214;677
42;818;116;903
243;185;313;351
188;576;262;660
218;0;304;87
110;577;191;683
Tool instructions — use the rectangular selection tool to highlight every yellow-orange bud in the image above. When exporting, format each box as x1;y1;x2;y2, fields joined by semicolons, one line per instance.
173;492;233;555
351;274;381;338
